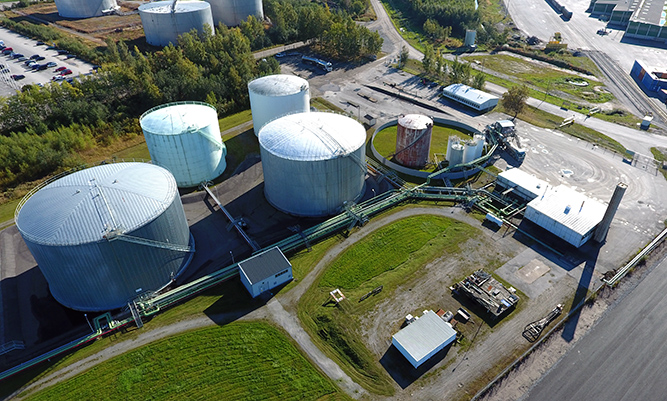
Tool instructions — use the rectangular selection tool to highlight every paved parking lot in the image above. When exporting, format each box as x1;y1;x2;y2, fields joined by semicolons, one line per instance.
0;26;96;96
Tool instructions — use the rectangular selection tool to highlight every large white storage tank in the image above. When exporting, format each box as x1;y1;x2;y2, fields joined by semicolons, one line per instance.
259;112;366;217
15;163;194;312
395;114;432;168
462;134;485;163
248;74;310;136
139;1;215;47
205;0;264;27
54;0;118;19
140;101;227;188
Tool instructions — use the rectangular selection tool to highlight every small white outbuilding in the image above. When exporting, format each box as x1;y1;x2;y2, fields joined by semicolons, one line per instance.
392;310;457;368
239;247;293;298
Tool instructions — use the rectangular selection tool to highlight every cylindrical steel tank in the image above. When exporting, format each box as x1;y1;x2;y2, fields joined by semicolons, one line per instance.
446;136;460;162
259;112;366;217
54;0;118;18
473;134;485;159
205;0;264;27
15;163;193;311
248;74;310;136
140;101;226;188
394;114;433;168
449;143;464;166
464;29;477;47
139;1;215;47
463;140;477;164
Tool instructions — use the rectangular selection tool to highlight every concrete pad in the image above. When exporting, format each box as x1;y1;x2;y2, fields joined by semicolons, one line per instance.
495;248;568;299
516;259;551;284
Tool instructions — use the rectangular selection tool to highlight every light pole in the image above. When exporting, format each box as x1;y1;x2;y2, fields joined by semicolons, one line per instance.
230;250;235;264
84;313;94;332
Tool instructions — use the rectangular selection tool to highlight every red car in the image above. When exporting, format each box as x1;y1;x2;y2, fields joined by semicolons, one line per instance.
60;69;72;76
55;66;66;72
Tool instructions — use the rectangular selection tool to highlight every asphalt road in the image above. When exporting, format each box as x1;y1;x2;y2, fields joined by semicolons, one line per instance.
0;27;95;97
523;254;667;401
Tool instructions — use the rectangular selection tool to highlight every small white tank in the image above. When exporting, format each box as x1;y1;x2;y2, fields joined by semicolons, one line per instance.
248;74;310;136
446;136;460;162
139;1;215;47
204;0;264;27
449;143;464;166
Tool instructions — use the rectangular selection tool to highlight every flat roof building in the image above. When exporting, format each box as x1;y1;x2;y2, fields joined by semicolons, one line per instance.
392;310;457;368
239;247;293;298
631;60;667;101
589;0;667;43
496;168;552;202
442;84;499;112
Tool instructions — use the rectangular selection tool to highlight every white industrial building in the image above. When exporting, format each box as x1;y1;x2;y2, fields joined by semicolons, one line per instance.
496;168;552;201
239;247;292;298
139;1;215;47
54;0;118;19
248;74;310;136
442;83;499;112
525;185;607;248
392;310;457;368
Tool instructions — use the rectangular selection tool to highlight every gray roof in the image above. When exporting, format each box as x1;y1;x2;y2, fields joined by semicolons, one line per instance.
16;163;177;246
238;247;292;284
527;185;607;236
392;310;457;365
631;0;666;25
248;74;309;96
442;83;498;105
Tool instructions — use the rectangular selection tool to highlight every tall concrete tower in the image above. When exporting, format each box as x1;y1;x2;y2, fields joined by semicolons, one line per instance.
594;182;627;243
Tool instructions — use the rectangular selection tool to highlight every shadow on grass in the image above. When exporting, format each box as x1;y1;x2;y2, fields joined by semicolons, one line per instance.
380;343;453;389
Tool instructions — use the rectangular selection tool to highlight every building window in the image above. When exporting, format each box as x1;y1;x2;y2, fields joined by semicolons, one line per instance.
275;269;289;278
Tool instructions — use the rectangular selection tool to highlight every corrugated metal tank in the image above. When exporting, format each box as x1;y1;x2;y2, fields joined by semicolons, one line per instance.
15;163;193;311
395;114;432;168
446;136;460;162
248;74;310;136
204;0;264;27
54;0;118;18
449;143;464;166
140;101;227;188
139;1;215;47
259;112;366;217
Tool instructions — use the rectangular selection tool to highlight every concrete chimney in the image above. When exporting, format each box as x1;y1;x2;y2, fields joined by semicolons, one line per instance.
594;182;627;243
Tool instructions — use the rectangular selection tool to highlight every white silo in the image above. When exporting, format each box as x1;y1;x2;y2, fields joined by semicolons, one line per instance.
472;134;485;159
15;163;193;312
54;0;118;19
248;74;310;136
446;136;460;162
449;143;464;166
259;112;367;217
205;0;264;27
463;140;477;164
139;1;215;47
140;101;227;188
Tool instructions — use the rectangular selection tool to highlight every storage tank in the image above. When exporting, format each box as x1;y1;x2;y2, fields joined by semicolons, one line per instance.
473;134;485;159
259;112;366;217
54;0;118;19
139;1;215;47
449;143;464;166
395;114;433;168
446;136;460;162
140;101;227;188
248;74;310;136
465;29;477;47
15;163;194;312
463;135;485;163
205;0;264;27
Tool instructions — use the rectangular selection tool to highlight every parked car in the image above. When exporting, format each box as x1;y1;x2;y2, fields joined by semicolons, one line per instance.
52;75;65;81
36;41;45;46
46;46;56;50
60;69;72;75
24;60;35;66
65;54;76;59
11;53;24;59
11;74;25;80
17;56;27;62
36;64;48;71
57;49;68;55
46;62;57;68
2;47;13;54
30;54;40;60
55;66;66;72
0;68;9;74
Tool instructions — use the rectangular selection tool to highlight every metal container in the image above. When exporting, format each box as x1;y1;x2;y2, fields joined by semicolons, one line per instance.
140;101;226;188
463;135;485;164
15;163;194;311
205;0;264;27
248;74;310;136
449;143;464;166
446;136;460;162
395;114;433;168
259;112;366;217
54;0;118;18
139;1;215;47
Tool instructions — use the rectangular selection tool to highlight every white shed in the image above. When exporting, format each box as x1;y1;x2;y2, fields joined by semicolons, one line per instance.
239;247;293;298
442;83;499;112
391;310;457;368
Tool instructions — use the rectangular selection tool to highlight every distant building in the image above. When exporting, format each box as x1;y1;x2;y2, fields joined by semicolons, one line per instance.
392;310;457;368
631;60;667;102
239;247;293;298
442;84;499;112
588;0;667;44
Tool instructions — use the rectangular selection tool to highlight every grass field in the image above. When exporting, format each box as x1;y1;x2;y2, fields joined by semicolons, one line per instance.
21;323;349;401
650;147;667;180
298;215;480;395
373;123;475;170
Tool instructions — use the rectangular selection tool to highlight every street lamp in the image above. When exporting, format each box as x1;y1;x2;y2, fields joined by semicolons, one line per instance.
84;313;94;332
230;250;235;264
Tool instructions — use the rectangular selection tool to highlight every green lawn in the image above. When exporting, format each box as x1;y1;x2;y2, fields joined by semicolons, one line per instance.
298;215;480;395
311;97;346;113
651;147;667;181
22;323;348;401
0;198;19;225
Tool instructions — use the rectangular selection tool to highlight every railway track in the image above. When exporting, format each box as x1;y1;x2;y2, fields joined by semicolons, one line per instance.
584;50;667;128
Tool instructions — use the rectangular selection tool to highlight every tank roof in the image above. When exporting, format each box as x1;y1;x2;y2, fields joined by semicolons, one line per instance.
16;163;177;246
248;74;309;96
140;101;217;136
259;112;366;161
139;0;210;13
399;114;433;130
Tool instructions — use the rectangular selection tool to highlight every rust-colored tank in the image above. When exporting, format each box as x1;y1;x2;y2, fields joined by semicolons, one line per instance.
395;114;433;168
